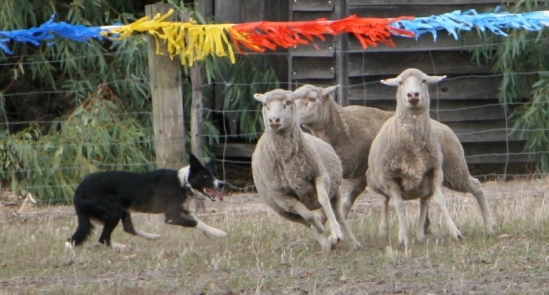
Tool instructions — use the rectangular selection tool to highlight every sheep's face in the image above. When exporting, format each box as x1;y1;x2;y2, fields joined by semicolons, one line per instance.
293;84;338;127
254;89;296;134
382;68;446;111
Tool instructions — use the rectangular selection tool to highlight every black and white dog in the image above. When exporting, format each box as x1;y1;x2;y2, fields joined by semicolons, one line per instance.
67;154;227;248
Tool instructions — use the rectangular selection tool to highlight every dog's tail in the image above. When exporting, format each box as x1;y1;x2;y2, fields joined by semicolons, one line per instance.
68;208;94;246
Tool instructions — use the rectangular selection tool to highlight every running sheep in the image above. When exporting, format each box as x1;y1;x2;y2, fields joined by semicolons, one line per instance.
366;68;462;247
293;83;495;237
251;89;360;250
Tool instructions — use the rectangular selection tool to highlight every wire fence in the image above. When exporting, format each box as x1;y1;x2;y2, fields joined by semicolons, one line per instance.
1;40;548;204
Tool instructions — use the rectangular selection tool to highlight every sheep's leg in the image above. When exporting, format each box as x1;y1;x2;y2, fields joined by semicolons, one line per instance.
387;185;409;247
273;196;325;234
468;177;496;234
315;176;344;245
334;189;361;249
416;197;430;242
432;171;462;240
315;177;365;227
341;176;367;218
308;226;332;251
379;195;390;239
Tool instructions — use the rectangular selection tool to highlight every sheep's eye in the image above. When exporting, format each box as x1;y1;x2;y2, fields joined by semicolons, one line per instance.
309;98;316;102
422;79;427;83
286;100;293;106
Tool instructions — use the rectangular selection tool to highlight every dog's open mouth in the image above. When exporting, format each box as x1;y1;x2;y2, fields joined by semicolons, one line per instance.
203;187;224;201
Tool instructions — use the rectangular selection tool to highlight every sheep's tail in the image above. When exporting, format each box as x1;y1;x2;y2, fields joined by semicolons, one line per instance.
68;207;94;246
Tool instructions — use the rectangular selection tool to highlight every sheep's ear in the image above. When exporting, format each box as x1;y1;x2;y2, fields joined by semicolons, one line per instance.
254;93;265;103
293;86;310;99
381;77;400;87
320;85;338;99
287;93;296;102
424;75;447;84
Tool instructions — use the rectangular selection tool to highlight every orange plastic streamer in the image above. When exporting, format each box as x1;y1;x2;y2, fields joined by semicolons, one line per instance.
229;15;415;53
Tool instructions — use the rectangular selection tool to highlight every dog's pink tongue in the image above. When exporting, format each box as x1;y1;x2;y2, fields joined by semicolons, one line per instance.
204;187;224;201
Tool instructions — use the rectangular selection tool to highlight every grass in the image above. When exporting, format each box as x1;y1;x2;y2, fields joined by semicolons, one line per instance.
2;180;549;294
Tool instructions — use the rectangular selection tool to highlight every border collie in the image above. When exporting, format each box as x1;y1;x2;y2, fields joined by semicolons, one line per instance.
67;154;227;249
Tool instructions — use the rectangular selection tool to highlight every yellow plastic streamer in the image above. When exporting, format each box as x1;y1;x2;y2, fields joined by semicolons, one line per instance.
101;9;238;65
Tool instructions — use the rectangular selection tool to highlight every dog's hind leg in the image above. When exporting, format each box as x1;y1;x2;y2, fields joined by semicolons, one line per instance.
121;211;161;241
98;216;121;247
165;209;227;238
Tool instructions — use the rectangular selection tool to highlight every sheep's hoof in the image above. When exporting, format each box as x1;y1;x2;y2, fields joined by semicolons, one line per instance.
397;242;408;252
485;224;496;236
451;231;463;241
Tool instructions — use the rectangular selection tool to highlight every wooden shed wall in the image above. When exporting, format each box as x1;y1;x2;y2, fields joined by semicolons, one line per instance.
289;0;529;165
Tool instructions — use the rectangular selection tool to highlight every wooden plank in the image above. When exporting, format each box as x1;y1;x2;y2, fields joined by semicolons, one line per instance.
349;75;501;101
348;51;491;77
289;38;336;57
213;143;256;158
146;4;186;169
214;0;264;22
348;4;507;18
445;120;519;143
211;142;532;164
462;141;531;164
465;153;532;164
292;11;335;21
351;100;517;123
292;57;336;79
348;0;510;6
293;0;334;11
349;33;486;53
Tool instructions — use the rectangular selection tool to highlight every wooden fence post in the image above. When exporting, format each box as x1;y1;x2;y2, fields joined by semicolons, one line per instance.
146;4;186;169
181;11;204;162
334;0;348;107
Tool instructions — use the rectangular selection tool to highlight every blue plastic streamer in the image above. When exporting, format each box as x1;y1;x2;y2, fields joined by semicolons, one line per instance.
391;9;549;40
0;14;104;55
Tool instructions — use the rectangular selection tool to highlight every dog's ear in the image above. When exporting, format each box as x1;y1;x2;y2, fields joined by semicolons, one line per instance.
205;157;216;169
188;154;203;176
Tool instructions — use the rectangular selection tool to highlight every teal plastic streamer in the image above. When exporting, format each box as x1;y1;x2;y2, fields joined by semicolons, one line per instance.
390;9;549;40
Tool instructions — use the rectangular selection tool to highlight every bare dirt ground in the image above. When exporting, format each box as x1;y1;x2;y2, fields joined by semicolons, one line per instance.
2;177;549;294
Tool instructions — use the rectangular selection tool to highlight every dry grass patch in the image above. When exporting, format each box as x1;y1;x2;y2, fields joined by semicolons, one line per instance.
2;179;549;294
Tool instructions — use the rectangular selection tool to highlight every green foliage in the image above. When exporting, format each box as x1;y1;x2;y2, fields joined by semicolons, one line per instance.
0;0;280;203
168;0;280;142
468;0;549;171
0;91;155;204
219;54;280;141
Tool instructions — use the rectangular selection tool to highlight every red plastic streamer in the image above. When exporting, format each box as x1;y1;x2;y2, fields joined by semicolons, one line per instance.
229;15;415;53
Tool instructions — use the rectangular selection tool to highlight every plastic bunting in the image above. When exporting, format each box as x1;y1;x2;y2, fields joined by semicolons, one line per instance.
0;14;102;55
1;8;549;64
229;15;414;52
391;9;549;40
101;9;237;65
